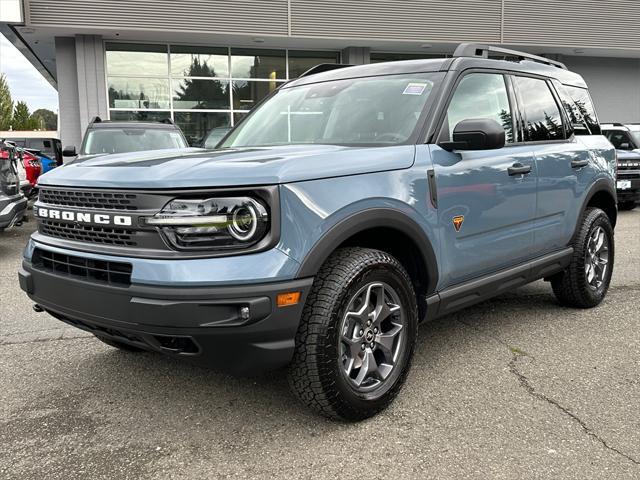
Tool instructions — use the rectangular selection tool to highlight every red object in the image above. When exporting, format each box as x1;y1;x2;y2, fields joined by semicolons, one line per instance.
22;150;42;186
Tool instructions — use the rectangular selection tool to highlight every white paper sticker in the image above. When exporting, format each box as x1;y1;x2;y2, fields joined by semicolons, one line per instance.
403;83;428;95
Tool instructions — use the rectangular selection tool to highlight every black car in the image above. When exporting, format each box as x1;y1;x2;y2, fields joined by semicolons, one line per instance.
0;142;28;232
63;117;190;163
601;124;640;210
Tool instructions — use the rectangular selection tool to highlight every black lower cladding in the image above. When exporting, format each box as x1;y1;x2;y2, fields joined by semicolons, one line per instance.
0;195;27;229
20;259;313;374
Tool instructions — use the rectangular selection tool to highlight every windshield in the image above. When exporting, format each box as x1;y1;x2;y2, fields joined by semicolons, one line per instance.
82;128;188;155
629;131;640;147
222;73;442;148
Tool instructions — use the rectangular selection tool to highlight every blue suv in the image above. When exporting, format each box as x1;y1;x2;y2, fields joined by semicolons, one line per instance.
19;44;617;420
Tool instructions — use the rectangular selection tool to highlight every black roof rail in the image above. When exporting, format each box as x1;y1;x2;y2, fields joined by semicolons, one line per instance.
89;116;102;124
453;43;567;70
159;118;174;125
298;63;354;78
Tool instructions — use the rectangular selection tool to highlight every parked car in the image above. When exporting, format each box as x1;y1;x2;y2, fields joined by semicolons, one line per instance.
202;127;232;149
601;124;640;210
613;151;640;210
20;44;617;420
63;117;191;163
2;135;62;166
0;141;27;232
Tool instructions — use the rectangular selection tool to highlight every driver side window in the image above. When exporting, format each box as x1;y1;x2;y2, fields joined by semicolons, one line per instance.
445;73;514;143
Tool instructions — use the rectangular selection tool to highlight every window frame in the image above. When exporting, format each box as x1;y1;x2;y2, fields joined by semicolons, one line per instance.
510;74;570;145
435;69;518;146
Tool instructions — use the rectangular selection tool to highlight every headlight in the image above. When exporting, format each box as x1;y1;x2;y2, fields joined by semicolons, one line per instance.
145;197;269;251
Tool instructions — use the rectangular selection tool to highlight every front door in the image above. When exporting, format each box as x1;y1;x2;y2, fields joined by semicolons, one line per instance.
430;72;537;289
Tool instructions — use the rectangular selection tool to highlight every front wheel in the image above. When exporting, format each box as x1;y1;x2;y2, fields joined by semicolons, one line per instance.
288;247;418;421
551;207;614;308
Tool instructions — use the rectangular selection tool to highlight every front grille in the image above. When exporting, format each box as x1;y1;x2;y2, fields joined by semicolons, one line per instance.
33;248;132;286
39;188;138;210
40;220;137;246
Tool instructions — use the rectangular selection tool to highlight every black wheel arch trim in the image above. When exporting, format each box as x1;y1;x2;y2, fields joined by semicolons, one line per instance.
572;178;617;242
295;207;439;295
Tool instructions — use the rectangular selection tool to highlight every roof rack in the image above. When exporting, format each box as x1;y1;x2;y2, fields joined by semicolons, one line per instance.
453;43;567;70
298;63;354;78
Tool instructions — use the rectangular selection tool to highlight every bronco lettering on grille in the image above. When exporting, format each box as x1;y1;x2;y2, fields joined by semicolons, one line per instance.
36;207;133;226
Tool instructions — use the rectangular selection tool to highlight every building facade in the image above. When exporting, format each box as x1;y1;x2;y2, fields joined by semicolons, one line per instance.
2;0;640;147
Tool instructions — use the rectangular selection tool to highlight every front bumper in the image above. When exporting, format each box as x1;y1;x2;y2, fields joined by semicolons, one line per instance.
0;194;27;230
616;172;640;202
19;259;313;374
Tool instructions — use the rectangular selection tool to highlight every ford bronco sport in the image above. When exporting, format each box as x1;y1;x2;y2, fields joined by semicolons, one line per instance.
19;44;617;420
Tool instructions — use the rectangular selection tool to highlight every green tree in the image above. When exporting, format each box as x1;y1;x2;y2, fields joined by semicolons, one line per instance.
12;101;32;130
0;74;13;130
32;108;57;130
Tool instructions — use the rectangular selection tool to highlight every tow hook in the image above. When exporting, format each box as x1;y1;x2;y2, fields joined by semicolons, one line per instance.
32;304;44;313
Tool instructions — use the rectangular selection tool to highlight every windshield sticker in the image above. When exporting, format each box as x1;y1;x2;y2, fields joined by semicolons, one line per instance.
403;83;428;95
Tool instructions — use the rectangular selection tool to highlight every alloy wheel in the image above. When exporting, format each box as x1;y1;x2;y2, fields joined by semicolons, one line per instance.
339;282;405;392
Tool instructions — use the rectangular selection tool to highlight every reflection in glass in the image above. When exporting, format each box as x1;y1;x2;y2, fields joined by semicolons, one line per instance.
232;80;281;110
446;73;514;143
174;111;231;146
230;48;286;79
223;74;440;148
288;51;340;78
564;85;601;135
514;77;564;141
171;46;229;78
172;79;230;109
109;110;172;122
106;43;168;76
108;77;171;109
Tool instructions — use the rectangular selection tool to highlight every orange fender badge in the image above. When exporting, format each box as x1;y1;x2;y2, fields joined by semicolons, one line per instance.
452;215;464;232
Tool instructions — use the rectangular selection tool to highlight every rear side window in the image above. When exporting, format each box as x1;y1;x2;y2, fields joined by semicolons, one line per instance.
564;85;601;135
514;76;565;142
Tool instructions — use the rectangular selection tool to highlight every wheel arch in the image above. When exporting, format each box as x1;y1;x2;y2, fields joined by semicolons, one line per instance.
296;208;439;306
575;179;617;240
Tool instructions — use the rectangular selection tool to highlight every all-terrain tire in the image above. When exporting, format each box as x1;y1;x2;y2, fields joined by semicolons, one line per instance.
288;247;418;421
551;207;614;308
96;335;145;352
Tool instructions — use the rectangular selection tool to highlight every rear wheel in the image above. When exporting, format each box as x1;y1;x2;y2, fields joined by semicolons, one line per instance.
288;247;418;421
95;335;144;352
551;207;614;308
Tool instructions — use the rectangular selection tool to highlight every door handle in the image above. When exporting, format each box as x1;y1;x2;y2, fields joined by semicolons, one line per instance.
507;163;532;176
571;159;589;168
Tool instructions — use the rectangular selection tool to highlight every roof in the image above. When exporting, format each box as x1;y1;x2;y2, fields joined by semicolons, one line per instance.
88;121;179;130
285;54;587;89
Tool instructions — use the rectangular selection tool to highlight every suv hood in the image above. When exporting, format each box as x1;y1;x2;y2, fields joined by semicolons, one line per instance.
38;145;415;188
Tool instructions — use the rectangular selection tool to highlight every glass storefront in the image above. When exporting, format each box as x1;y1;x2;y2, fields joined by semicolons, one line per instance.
105;43;340;145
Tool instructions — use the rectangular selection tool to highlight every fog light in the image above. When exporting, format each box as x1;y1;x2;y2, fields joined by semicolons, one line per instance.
277;292;301;307
240;306;250;321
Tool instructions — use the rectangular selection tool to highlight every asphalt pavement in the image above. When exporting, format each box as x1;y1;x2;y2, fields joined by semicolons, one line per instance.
1;209;639;479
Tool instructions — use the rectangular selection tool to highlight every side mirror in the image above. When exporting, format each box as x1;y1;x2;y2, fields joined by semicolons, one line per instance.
62;146;77;157
619;142;631;150
440;118;505;151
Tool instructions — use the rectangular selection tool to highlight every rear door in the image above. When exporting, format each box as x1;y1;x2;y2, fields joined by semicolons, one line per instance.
511;76;593;254
430;72;537;288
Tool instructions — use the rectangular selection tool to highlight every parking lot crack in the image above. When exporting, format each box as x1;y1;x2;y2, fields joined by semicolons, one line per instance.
509;351;640;466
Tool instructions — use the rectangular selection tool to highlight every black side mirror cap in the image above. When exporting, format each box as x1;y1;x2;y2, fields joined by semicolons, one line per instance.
439;118;506;151
62;146;77;156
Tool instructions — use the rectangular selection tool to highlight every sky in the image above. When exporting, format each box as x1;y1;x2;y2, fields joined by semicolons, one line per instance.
0;33;58;112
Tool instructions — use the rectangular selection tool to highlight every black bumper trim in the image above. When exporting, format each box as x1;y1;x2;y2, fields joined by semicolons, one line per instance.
19;261;314;373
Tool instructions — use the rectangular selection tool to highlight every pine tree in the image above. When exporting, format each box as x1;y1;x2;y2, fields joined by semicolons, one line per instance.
0;74;13;130
12;101;32;130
